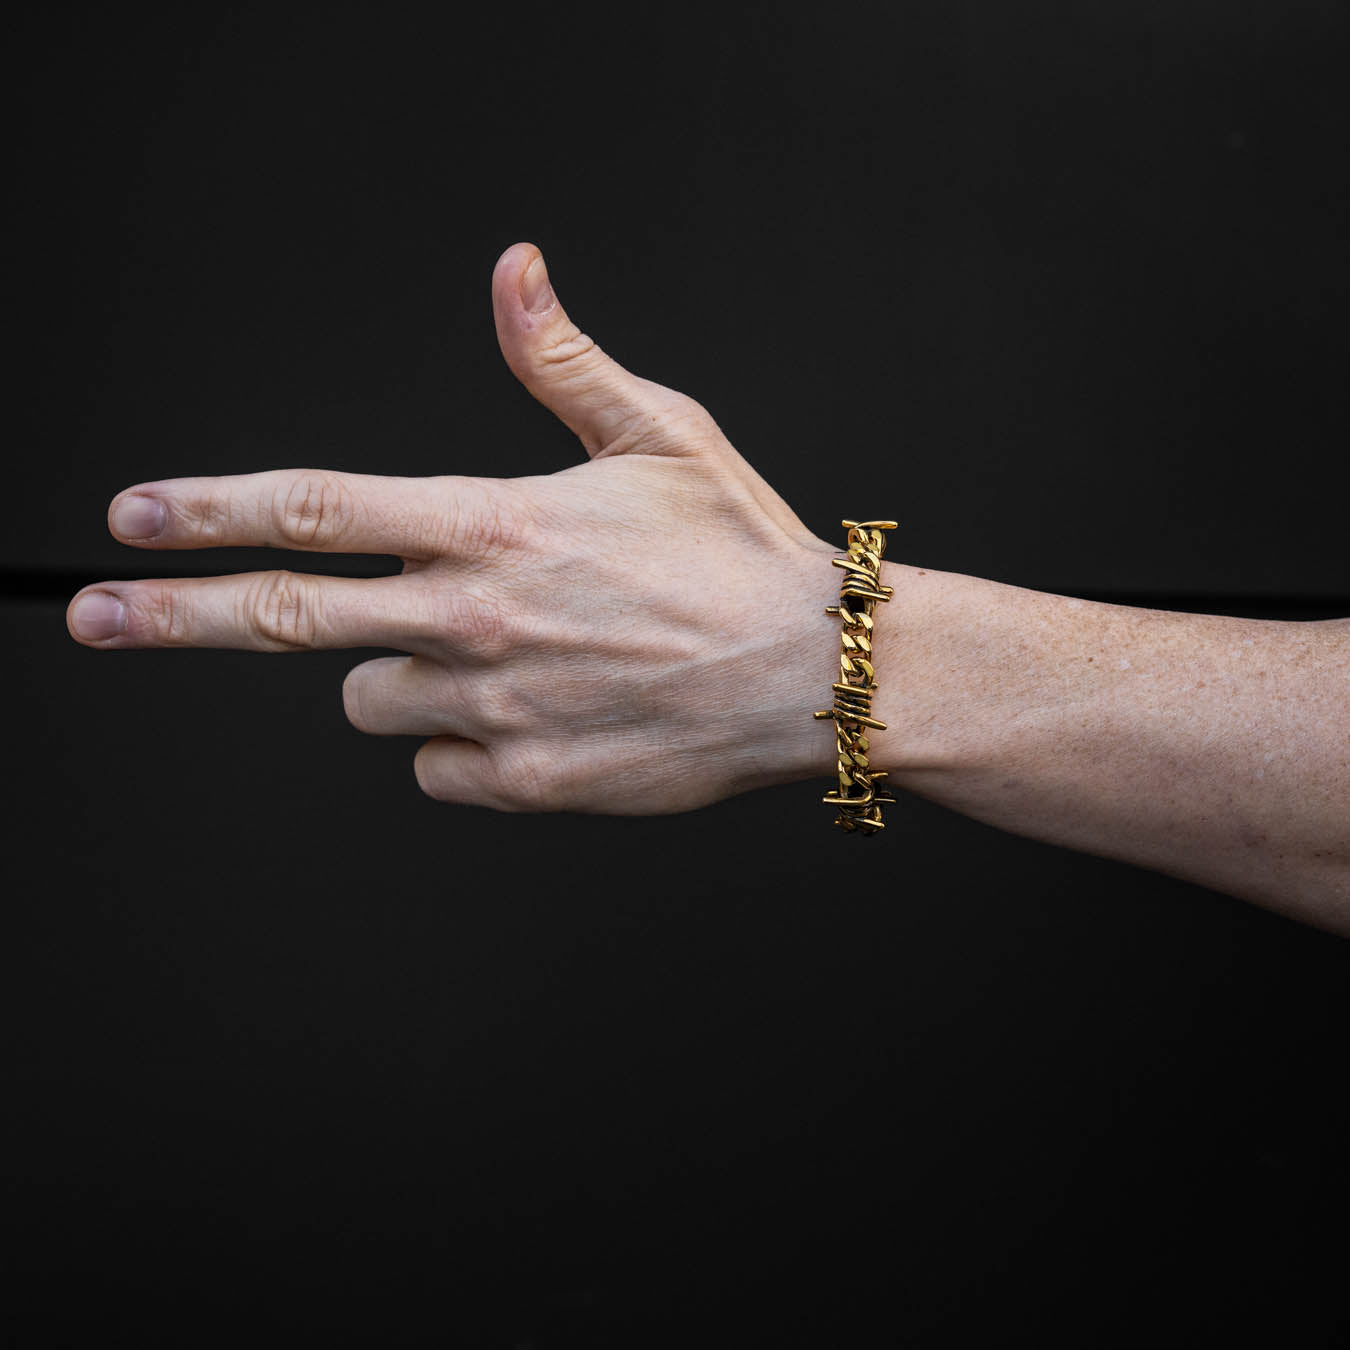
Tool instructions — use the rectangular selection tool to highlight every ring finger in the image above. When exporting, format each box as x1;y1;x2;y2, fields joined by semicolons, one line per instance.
343;655;476;737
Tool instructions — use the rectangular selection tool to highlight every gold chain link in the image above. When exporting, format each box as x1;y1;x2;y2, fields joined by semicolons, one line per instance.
813;520;898;833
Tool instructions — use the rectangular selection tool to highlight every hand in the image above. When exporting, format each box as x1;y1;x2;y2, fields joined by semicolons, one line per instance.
67;243;840;813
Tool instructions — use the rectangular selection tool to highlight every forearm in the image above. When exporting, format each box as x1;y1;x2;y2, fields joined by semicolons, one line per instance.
863;564;1350;934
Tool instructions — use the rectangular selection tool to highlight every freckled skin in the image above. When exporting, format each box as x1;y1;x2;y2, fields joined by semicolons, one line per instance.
870;568;1350;936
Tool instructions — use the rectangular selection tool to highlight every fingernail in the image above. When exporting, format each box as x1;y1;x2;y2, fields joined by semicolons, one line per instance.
71;592;127;640
520;254;555;314
112;494;166;539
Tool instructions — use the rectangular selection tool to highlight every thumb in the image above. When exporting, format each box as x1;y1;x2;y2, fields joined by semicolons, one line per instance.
491;242;684;459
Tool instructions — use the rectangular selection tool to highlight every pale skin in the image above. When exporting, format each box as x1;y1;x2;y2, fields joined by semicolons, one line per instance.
66;242;1350;937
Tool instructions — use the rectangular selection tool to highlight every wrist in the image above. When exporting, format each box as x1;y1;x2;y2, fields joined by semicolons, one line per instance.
735;539;920;802
726;535;841;796
863;558;922;781
768;531;910;807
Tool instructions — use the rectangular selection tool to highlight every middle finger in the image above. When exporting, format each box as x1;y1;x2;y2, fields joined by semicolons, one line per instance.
67;571;441;654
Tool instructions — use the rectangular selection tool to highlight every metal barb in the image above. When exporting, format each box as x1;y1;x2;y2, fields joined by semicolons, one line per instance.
813;518;899;833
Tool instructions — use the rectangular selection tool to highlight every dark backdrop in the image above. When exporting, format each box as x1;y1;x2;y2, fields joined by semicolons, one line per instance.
5;3;1348;1345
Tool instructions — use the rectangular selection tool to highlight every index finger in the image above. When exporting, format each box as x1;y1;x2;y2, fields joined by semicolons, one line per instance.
107;468;497;560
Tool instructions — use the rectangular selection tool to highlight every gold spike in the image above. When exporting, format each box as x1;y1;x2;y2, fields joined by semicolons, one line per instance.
815;517;897;832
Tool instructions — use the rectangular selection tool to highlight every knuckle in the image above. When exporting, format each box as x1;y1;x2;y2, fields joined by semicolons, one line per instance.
444;483;527;559
438;587;515;663
413;741;472;805
469;675;514;737
537;325;599;374
489;746;563;813
240;570;320;649
413;745;445;801
593;387;723;460
144;584;193;644
413;740;563;812
271;471;357;549
342;667;372;732
180;492;234;545
661;389;722;444
667;389;710;423
343;656;407;732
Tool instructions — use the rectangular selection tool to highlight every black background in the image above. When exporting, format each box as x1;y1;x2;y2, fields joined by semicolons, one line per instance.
5;3;1348;1345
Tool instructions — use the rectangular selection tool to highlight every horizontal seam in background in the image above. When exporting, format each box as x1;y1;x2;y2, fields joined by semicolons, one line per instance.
3;568;1348;615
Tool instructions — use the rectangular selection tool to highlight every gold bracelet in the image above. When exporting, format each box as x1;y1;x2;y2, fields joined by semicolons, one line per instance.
813;519;898;834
